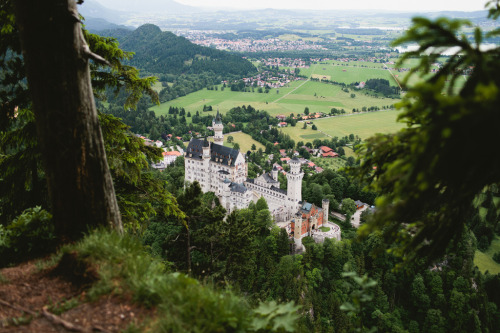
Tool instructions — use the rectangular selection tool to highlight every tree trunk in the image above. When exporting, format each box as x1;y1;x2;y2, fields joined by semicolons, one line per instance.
14;0;122;240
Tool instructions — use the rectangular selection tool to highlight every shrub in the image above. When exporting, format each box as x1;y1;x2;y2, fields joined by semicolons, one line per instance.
493;252;500;264
0;207;56;266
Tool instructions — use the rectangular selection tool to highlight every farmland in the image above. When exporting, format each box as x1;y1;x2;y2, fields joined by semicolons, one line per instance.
475;235;500;275
312;109;405;139
298;60;398;86
223;131;265;153
151;79;398;118
278;109;403;142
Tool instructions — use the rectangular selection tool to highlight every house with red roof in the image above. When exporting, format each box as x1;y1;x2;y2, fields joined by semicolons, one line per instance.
319;146;333;154
322;151;339;158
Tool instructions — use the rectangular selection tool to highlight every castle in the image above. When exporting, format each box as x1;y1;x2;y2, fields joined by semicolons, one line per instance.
184;111;338;245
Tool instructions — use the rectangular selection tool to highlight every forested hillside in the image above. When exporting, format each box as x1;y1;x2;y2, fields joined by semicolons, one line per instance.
103;24;257;77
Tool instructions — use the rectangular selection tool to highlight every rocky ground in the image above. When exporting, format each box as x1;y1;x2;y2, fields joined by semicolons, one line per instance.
0;259;153;332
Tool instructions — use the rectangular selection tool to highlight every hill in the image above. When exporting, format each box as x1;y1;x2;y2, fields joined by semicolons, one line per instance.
104;24;257;77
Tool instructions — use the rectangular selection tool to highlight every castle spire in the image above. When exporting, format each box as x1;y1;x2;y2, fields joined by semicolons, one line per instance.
214;109;222;124
212;109;224;145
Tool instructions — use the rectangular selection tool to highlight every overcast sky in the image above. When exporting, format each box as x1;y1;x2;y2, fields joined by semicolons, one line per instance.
174;0;485;12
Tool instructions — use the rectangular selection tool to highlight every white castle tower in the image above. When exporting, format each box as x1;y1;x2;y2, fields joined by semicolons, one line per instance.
201;137;211;192
286;157;304;215
322;199;330;224
212;109;224;146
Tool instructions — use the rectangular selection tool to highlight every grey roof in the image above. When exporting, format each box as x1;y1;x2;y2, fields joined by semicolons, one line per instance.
203;137;210;147
185;139;205;160
301;202;312;212
218;170;230;175
262;172;279;184
270;186;286;195
214;110;222;124
272;165;278;171
185;139;239;166
230;182;248;193
211;142;239;166
290;157;301;164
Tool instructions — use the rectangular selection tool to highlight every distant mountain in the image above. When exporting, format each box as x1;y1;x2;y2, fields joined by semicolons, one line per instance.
90;0;199;14
79;0;130;24
83;17;133;33
103;24;257;77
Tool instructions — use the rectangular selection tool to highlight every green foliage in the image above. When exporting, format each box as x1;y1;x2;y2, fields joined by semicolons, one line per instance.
251;301;300;332
0;207;55;266
66;229;298;332
100;112;184;234
84;29;159;109
493;252;500;263
0;9;179;236
352;5;500;263
341;198;357;218
340;270;377;332
109;24;257;77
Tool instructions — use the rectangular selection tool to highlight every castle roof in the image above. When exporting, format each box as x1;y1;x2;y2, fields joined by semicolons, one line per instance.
186;139;240;166
270;185;286;195
261;172;279;184
230;182;247;193
214;110;222;125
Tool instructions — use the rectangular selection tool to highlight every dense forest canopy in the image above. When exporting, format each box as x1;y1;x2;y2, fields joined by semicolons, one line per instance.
103;24;257;77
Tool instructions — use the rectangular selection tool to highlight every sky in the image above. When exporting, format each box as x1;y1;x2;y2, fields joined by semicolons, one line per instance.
174;0;486;12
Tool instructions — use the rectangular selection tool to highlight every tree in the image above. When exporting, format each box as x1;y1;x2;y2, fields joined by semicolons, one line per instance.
233;143;240;150
227;135;234;143
13;0;124;240
352;3;500;263
304;107;310;115
341;198;357;220
251;144;257;151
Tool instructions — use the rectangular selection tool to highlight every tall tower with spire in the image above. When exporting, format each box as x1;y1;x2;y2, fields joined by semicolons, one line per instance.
213;109;224;146
286;157;304;214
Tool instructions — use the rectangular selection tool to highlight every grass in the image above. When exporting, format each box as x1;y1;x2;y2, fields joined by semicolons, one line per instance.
312;110;405;139
319;226;330;232
278;126;327;143
299;60;398;86
54;229;298;332
474;235;500;275
150;66;399;120
224;132;265;153
311;157;346;171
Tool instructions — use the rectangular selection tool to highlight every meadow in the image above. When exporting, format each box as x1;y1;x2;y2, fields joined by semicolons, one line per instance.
297;60;398;86
279;109;404;142
311;109;405;139
474;236;500;275
223;131;265;153
151;79;398;120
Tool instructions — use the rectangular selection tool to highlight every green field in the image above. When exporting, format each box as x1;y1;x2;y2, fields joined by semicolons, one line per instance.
151;79;397;120
475;236;500;275
311;156;347;171
151;59;400;120
223;131;264;153
311;110;404;139
298;60;398;86
279;125;328;143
